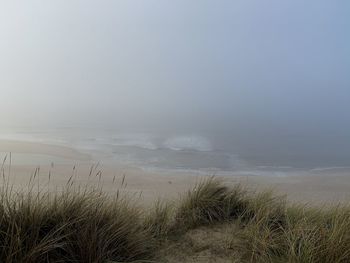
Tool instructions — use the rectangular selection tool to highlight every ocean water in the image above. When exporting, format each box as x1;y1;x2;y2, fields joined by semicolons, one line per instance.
0;127;349;176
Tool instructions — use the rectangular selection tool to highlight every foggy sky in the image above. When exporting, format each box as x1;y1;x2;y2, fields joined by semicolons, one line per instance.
0;1;349;136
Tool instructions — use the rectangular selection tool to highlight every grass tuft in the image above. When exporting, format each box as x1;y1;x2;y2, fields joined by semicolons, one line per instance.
173;177;248;230
144;199;174;239
0;167;349;262
0;188;154;263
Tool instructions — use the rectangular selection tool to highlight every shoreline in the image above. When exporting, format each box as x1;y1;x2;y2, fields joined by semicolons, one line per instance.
0;139;349;205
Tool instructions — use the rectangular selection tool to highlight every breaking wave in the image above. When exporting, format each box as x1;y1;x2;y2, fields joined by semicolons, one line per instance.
163;136;212;152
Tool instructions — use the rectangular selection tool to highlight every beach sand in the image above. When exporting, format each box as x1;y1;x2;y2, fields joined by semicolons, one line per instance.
1;139;350;205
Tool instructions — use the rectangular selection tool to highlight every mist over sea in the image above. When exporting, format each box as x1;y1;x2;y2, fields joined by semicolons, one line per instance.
0;0;349;180
1;125;350;177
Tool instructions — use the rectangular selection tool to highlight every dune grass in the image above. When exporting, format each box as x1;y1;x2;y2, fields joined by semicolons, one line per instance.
0;187;154;263
0;170;349;262
149;177;350;262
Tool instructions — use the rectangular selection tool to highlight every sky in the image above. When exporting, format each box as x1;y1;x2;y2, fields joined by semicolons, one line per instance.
0;0;349;138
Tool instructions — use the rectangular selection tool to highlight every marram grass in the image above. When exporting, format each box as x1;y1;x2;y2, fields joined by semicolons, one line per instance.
0;170;349;262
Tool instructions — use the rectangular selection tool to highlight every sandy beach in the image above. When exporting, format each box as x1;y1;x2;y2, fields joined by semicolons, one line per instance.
1;139;350;206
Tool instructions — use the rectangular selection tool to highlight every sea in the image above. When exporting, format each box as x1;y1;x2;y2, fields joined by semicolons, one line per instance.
0;126;349;177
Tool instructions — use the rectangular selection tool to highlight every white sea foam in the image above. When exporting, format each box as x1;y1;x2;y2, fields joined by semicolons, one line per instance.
310;166;350;172
163;135;212;152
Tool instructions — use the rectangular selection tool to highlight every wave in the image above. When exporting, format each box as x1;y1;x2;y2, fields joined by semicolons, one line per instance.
93;134;213;152
310;166;350;172
163;135;212;152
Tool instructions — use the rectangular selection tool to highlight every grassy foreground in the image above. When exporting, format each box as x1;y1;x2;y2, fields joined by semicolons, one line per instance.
0;176;349;262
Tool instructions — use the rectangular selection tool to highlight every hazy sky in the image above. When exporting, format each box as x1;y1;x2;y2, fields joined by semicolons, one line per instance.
0;1;349;135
